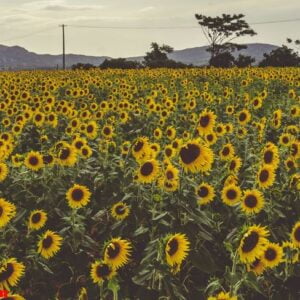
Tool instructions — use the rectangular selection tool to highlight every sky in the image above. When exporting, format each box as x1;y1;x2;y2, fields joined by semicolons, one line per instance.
0;0;299;57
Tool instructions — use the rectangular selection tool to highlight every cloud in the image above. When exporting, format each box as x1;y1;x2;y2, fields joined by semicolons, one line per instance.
139;6;155;13
43;4;105;12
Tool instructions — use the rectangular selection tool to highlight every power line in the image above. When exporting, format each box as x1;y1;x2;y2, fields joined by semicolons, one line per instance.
0;27;56;43
67;17;300;30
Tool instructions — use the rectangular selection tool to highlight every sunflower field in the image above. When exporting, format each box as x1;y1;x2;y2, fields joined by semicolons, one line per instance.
0;67;299;300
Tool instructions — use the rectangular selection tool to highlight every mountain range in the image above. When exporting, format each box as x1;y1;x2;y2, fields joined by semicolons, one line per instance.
0;43;278;70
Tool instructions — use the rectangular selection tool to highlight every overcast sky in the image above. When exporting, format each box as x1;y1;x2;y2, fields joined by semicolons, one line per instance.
0;0;299;57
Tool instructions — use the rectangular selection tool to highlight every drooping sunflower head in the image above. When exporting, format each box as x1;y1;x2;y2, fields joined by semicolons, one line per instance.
241;189;264;214
132;137;150;161
221;184;242;206
104;238;132;269
238;225;269;263
0;258;25;290
247;258;265;275
165;233;190;273
28;209;47;230
90;260;116;284
111;202;130;221
0;162;9;182
261;242;283;268
291;221;300;248
166;126;176;140
66;184;91;209
228;156;242;174
0;198;16;228
164;164;179;182
37;230;63;259
195;183;215;205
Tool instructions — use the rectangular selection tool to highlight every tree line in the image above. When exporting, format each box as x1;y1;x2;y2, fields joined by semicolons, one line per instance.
72;14;300;70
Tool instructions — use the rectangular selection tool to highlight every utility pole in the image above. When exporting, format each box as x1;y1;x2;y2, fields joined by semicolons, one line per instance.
59;24;66;70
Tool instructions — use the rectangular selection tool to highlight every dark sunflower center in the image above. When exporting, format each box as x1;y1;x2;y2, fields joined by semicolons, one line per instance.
244;195;258;208
134;141;143;152
207;134;213;141
106;242;121;259
167;129;172;136
0;206;3;217
239;112;246;122
87;125;93;133
71;189;84;201
264;151;273;164
264;248;277;261
254;100;259;106
75;141;83;149
43;155;53;164
0;263;14;282
291;144;297;156
166;170;174;180
172;141;178;148
251;258;261;268
31;213;42;223
165;182;173;188
140;162;154;176
294;227;300;242
199;115;210;127
29;156;39;166
165;148;172;157
96;264;110;277
198;186;209;198
103;127;111;135
42;235;53;249
287;160;294;168
226;189;237;200
242;231;259;253
82;148;88;156
115;205;125;215
259;170;269;182
282;137;289;144
222;147;230;156
35;114;42;121
167;238;179;256
230;160;236;170
60;148;70;160
179;144;201;164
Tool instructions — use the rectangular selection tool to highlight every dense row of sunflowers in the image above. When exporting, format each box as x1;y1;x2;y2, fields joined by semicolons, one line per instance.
0;67;299;299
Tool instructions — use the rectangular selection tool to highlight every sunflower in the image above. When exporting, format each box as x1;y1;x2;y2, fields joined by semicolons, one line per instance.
164;164;179;181
2;294;25;300
291;221;300;248
102;125;114;139
195;183;215;205
261;242;283;268
37;230;63;259
90;261;116;284
28;209;47;230
241;189;264;214
11;154;23;167
0;258;25;290
111;202;130;221
247;258;265;275
166;126;176;140
0;162;8;182
208;291;238;300
262;143;279;168
78;287;88;300
221;184;242;206
179;139;214;173
158;177;179;192
226;105;234;115
237;109;251;125
72;136;86;151
136;159;160;183
57;145;77;167
257;164;276;189
197;109;216;135
165;233;190;273
220;143;235;160
164;145;175;159
205;132;217;145
0;198;16;228
24;151;44;171
228;156;242;174
104;238;132;269
132;137;150;161
238;225;269;263
66;184;91;209
85;120;98;139
153;128;162;140
279;133;293;147
236;127;247;138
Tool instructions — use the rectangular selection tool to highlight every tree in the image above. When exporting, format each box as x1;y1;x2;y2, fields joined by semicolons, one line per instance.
195;13;256;63
259;45;300;67
71;63;95;70
144;42;174;67
235;54;255;67
100;58;142;69
287;38;300;51
209;51;235;68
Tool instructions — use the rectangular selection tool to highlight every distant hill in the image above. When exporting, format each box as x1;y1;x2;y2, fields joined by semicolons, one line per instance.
0;43;278;70
0;45;109;70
